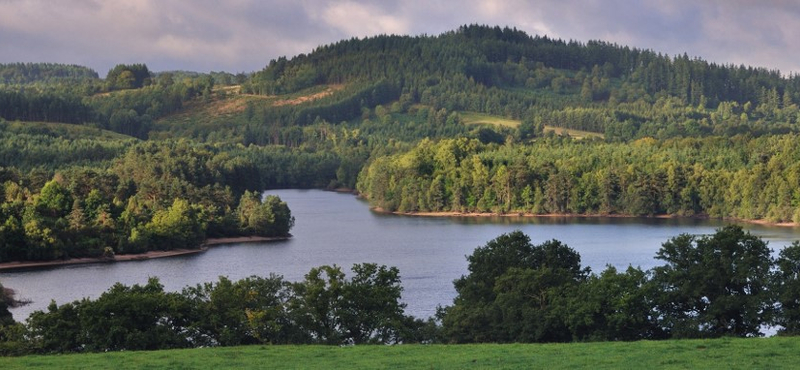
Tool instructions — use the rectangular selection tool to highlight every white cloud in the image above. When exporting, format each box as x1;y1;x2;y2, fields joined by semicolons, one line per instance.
0;0;798;75
308;1;409;37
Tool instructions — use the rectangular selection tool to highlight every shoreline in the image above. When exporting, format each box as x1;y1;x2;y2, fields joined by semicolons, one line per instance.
373;208;800;228
0;235;290;272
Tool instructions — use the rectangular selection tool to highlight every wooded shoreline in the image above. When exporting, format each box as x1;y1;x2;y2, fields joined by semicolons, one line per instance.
0;236;289;272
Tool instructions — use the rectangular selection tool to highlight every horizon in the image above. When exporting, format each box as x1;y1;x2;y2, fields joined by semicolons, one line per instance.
1;1;798;76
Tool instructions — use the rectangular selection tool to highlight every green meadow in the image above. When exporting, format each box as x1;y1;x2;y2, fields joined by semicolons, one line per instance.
2;337;798;369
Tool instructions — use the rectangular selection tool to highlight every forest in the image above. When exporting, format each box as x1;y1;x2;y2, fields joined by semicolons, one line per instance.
357;134;800;222
3;24;800;353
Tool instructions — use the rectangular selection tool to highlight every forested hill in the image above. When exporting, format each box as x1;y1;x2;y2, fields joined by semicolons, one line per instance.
234;24;800;143
3;25;799;143
0;63;99;85
247;24;797;112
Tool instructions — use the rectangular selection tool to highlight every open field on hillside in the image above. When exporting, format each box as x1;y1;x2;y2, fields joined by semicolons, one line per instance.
461;111;521;127
543;125;605;139
2;337;798;369
153;84;346;140
460;111;605;139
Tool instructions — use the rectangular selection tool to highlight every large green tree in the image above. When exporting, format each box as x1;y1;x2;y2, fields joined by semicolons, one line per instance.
236;192;294;237
440;231;588;343
651;225;773;338
288;263;411;345
181;275;292;346
774;241;800;335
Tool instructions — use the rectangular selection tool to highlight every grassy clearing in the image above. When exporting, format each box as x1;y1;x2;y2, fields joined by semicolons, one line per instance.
154;84;346;141
460;111;520;128
459;111;605;140
543;125;605;140
155;93;268;129
2;337;798;369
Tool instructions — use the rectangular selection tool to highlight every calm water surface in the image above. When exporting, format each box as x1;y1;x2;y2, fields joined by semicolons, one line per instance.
4;189;800;321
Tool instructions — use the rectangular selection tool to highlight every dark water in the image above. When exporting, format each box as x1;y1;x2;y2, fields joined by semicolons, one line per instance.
4;189;800;321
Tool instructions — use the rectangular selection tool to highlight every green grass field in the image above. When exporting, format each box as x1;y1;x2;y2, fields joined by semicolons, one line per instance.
543;125;605;140
2;337;798;369
461;111;521;128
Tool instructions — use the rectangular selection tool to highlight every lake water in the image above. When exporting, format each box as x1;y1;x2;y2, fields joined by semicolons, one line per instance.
4;189;800;322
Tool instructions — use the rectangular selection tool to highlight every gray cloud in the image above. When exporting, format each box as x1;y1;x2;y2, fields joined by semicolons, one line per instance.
0;0;798;76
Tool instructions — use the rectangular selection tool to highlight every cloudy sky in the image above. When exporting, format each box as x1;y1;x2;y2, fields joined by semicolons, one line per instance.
1;0;798;76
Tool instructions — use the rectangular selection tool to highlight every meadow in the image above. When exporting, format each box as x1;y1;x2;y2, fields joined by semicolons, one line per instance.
2;337;798;369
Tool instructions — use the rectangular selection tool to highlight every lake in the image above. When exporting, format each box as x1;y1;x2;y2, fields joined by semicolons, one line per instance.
4;189;800;321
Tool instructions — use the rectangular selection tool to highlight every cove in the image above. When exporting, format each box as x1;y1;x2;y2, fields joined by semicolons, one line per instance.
4;189;800;321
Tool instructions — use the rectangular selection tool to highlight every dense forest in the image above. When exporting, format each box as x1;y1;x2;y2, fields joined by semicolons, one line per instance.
357;134;800;222
0;139;295;262
3;24;800;353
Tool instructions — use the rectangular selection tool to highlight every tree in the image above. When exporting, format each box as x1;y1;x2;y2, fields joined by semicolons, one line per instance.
236;192;294;237
288;264;411;345
774;241;800;334
77;278;191;351
1;284;20;326
339;263;406;344
651;225;773;338
181;275;292;346
116;70;136;90
440;231;588;343
262;195;294;237
518;115;539;140
288;265;346;344
145;198;205;250
35;179;73;219
566;266;662;341
106;63;151;90
26;300;82;353
27;278;192;352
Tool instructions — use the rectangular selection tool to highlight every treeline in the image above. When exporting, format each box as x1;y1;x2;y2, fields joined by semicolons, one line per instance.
0;63;99;85
440;227;800;342
0;263;431;354
0;121;132;170
0;90;93;124
88;73;215;138
0;63;220;139
0;140;295;263
357;135;800;222
243;25;800;131
3;227;799;354
105;64;151;91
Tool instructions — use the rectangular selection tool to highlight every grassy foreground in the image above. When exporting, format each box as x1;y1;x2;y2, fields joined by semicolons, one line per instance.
2;337;799;369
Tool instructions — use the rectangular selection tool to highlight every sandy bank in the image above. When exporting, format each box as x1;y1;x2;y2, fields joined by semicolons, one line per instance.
373;208;800;228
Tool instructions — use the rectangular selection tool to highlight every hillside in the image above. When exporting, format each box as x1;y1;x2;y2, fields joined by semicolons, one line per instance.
3;25;799;146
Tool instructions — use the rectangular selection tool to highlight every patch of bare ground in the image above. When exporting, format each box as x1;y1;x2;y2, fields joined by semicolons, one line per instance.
373;208;800;228
271;84;344;106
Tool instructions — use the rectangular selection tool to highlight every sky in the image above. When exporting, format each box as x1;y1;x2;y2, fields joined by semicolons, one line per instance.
1;0;798;76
